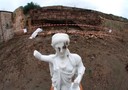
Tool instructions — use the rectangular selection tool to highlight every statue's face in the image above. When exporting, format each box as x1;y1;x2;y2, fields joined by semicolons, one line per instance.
54;42;68;56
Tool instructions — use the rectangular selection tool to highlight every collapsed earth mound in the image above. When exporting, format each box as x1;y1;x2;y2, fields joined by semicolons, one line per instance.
0;29;128;90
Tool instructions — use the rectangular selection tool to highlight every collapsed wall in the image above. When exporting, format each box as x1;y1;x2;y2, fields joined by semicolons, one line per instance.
0;11;13;43
28;6;102;31
13;7;26;35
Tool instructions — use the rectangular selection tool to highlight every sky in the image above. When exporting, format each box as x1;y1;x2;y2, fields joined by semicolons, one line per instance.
0;0;128;19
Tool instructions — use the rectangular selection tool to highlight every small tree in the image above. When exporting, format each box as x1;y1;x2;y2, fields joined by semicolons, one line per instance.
23;2;41;14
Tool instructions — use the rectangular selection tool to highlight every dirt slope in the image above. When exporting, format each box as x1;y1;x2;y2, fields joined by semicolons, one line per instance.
0;29;128;90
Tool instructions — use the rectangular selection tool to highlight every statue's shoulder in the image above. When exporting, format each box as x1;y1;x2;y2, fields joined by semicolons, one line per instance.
71;53;81;60
70;53;82;65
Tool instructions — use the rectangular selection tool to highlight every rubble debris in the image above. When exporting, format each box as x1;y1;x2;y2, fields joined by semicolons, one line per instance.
23;28;27;33
108;29;112;33
29;28;43;39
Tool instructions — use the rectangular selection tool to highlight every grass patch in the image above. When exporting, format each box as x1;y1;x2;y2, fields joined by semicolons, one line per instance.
102;19;126;31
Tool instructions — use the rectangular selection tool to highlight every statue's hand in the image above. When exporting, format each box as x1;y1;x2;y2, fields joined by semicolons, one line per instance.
70;82;80;90
74;75;82;85
71;75;82;89
33;50;42;59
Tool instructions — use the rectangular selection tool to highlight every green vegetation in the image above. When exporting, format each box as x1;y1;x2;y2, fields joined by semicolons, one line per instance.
23;2;41;15
102;19;126;31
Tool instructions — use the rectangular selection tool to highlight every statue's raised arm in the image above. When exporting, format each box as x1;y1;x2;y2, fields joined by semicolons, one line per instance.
33;50;53;63
33;33;85;90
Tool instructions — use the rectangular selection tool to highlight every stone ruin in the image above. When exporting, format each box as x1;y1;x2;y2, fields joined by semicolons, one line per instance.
0;5;127;43
0;11;13;43
28;6;102;31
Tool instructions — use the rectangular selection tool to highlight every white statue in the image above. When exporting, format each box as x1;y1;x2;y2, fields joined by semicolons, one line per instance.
33;33;85;90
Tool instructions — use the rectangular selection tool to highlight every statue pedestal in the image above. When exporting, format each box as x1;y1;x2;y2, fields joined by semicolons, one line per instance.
50;84;83;90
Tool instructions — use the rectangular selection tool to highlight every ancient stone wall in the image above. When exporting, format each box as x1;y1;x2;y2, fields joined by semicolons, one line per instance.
28;6;102;31
13;7;26;32
0;11;13;43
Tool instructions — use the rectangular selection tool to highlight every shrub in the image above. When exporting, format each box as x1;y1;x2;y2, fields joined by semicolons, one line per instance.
23;2;41;15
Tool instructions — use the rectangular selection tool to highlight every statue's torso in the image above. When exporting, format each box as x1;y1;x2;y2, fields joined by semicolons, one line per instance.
50;54;77;90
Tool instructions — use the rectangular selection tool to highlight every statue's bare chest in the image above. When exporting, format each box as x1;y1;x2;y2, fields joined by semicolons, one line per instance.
53;57;74;72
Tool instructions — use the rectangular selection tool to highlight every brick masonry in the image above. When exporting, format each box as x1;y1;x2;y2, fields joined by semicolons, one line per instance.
28;6;102;31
